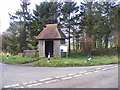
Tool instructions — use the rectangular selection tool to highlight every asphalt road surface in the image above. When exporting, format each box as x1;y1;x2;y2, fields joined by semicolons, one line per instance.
0;63;119;88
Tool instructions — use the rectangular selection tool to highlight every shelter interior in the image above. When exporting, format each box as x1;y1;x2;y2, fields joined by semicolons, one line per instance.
45;40;53;57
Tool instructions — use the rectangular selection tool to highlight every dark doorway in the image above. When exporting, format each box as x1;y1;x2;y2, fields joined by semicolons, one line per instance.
45;41;53;57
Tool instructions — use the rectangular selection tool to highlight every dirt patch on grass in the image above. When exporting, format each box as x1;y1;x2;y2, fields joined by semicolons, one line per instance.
21;58;47;66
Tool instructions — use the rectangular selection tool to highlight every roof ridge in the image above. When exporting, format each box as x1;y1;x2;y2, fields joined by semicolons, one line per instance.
46;24;57;26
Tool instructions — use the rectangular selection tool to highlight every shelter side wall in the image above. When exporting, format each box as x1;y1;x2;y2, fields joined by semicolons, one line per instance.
53;40;61;57
38;40;45;57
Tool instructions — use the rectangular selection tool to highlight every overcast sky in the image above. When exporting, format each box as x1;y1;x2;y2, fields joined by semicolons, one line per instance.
0;0;43;34
0;0;119;34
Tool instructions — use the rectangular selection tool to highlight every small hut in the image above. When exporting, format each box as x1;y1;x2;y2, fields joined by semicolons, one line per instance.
36;24;67;57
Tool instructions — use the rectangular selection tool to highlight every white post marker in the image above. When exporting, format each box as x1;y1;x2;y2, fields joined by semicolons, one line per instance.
48;52;50;62
85;56;94;62
6;52;9;59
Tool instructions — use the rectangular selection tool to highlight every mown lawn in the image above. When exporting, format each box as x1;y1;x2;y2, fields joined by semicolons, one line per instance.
0;55;119;67
0;55;41;64
35;55;119;67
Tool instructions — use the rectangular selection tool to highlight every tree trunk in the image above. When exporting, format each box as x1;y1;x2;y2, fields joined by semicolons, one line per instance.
98;38;102;49
76;36;79;53
104;35;109;49
73;35;75;51
94;40;96;49
68;27;71;55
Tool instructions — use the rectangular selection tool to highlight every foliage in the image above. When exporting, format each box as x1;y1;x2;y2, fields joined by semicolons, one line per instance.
2;23;24;54
80;1;118;49
92;47;117;56
8;0;32;53
2;1;119;56
27;2;62;48
60;2;79;55
82;38;93;56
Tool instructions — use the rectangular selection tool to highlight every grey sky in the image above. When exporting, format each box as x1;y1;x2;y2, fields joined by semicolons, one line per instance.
0;0;119;34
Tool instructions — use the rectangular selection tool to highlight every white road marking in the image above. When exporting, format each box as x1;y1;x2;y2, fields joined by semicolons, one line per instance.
17;86;24;88
52;79;59;82
23;81;35;85
28;81;34;84
23;82;28;85
45;79;59;83
73;74;82;77
68;73;76;76
84;72;92;74
27;84;36;87
27;83;42;87
97;68;102;70
102;68;109;71
94;70;99;72
4;85;13;88
61;77;72;80
56;75;67;78
79;71;87;74
12;84;20;87
44;81;52;84
4;84;20;88
39;78;52;81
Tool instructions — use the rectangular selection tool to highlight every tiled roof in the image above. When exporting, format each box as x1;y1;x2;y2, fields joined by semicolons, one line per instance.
35;24;67;40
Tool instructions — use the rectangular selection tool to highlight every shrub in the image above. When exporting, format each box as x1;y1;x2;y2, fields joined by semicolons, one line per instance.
82;38;93;56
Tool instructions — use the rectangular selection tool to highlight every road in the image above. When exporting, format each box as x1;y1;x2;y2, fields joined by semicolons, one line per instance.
0;63;119;88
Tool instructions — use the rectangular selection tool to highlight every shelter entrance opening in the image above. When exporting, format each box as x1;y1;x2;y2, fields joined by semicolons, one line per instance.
45;41;53;57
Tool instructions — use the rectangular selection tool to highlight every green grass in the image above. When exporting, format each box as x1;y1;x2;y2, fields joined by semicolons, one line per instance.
35;55;119;67
0;55;119;67
0;55;41;64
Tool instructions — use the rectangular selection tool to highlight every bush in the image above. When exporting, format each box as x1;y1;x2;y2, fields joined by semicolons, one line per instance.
82;38;93;56
92;47;117;56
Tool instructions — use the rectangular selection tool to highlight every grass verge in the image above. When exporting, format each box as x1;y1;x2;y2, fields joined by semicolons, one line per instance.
0;55;41;64
35;56;119;67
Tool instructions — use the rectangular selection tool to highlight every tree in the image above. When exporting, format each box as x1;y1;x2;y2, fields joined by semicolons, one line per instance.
2;32;10;53
79;1;99;50
9;0;31;52
80;1;117;49
101;2;114;48
112;4;120;49
60;2;79;55
28;1;62;48
2;22;24;54
82;37;93;56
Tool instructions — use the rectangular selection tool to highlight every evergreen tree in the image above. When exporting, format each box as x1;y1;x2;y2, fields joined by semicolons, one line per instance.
29;1;62;48
60;2;79;55
9;0;31;52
